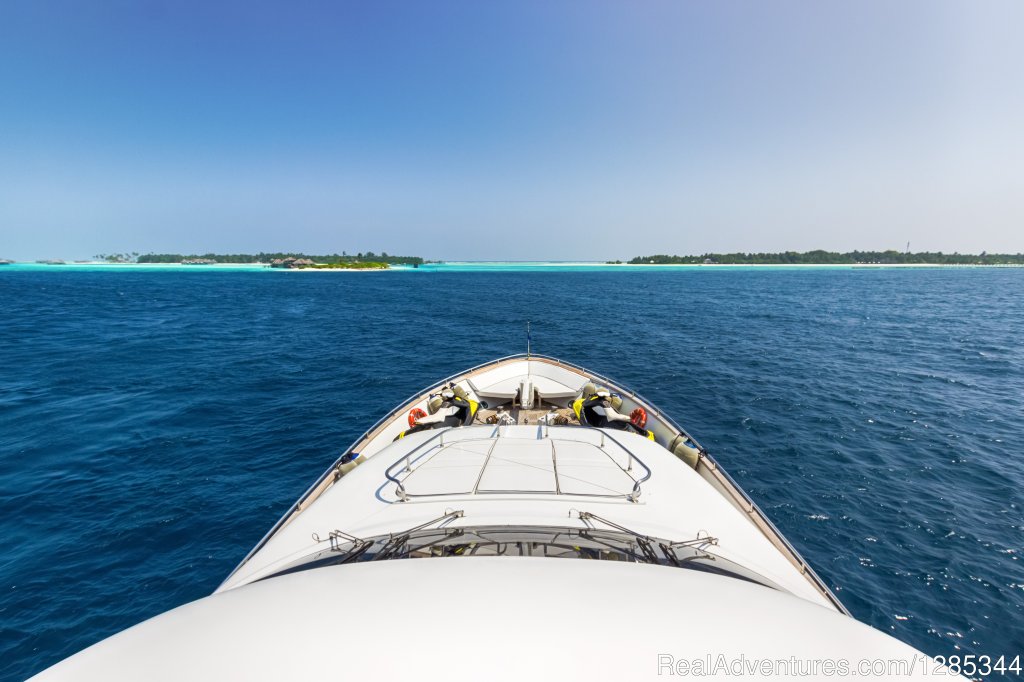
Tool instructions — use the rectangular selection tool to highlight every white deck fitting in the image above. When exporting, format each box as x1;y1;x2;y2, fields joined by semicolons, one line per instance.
469;374;584;402
349;360;603;463
354;359;590;459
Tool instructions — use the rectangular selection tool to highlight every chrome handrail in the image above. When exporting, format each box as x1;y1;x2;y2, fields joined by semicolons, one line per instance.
586;426;653;502
383;428;460;501
382;425;652;503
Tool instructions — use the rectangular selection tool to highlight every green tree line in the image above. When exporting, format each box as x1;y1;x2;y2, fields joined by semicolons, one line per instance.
94;252;139;263
627;251;1024;265
136;251;424;265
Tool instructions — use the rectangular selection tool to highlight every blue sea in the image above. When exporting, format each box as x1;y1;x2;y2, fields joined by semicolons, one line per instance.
1;265;1022;679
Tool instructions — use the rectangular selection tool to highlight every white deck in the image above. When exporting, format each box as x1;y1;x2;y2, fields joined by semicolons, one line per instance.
33;559;944;682
396;427;639;497
218;424;833;608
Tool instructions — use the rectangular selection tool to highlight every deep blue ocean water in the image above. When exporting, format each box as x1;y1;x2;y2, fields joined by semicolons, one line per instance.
1;267;1022;679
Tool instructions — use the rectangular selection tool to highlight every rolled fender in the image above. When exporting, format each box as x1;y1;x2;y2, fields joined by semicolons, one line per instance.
669;434;700;469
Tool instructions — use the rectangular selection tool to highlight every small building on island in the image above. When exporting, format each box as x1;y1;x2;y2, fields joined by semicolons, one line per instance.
269;258;317;269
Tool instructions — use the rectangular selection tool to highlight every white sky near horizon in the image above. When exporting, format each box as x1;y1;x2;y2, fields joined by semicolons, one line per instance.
1;1;1022;261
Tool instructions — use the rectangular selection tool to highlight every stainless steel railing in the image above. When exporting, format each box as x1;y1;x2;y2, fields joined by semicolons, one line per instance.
383;425;652;503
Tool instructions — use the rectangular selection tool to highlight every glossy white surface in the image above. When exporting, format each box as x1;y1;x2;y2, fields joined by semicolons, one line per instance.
32;559;945;682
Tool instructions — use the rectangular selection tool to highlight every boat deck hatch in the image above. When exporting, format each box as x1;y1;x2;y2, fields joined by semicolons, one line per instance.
384;427;651;502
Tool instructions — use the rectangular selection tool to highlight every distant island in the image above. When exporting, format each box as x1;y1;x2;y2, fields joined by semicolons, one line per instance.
618;250;1024;265
81;251;423;269
134;251;423;266
267;257;389;270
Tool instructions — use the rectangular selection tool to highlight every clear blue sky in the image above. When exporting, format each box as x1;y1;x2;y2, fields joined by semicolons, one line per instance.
1;1;1022;260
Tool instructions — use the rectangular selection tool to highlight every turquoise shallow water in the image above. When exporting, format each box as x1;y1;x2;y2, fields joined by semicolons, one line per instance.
1;267;1022;679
